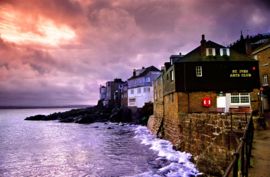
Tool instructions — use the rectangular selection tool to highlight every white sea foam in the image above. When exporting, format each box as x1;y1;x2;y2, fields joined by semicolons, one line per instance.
133;126;200;177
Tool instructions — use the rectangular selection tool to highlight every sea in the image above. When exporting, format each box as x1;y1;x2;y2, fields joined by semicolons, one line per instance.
0;108;200;177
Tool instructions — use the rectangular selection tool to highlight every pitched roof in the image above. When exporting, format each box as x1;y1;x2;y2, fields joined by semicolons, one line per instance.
128;66;160;80
252;39;270;55
175;40;255;63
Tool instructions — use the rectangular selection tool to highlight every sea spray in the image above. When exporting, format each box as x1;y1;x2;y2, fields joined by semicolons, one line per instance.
133;126;200;177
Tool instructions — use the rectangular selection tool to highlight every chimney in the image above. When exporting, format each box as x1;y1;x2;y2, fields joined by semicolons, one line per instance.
161;66;165;72
240;30;244;41
245;35;252;56
201;34;206;58
133;69;136;76
142;66;145;69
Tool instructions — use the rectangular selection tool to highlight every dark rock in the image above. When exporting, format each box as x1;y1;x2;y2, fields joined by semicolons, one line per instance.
25;114;46;120
107;127;112;129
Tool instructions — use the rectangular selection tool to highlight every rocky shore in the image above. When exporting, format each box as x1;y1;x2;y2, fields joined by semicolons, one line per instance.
25;102;153;125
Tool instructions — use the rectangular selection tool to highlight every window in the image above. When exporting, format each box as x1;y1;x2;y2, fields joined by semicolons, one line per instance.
155;91;157;100
137;88;141;94
263;75;268;86
159;90;162;98
145;77;150;82
231;93;250;104
144;87;150;92
143;77;146;82
170;70;174;81
130;89;134;94
220;48;230;56
124;93;127;98
206;48;216;56
140;78;142;83
134;80;136;84
196;66;202;77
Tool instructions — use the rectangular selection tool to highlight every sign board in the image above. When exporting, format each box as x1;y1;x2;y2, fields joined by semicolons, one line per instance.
203;97;211;107
260;87;264;91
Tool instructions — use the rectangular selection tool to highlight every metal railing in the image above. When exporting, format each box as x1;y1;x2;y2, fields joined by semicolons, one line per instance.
223;112;254;177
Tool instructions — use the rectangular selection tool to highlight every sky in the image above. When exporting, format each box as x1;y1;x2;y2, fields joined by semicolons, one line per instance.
0;0;270;106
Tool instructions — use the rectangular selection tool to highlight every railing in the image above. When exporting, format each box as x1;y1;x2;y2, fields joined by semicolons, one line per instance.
223;112;254;177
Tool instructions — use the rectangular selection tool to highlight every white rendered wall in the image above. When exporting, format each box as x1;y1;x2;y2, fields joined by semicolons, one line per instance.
128;86;153;108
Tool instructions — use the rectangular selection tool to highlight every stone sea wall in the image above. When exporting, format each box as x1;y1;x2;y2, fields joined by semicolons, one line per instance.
148;113;247;176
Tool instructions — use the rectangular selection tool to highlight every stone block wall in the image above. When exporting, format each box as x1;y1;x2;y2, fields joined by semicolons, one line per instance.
188;91;217;113
148;112;247;176
250;88;260;113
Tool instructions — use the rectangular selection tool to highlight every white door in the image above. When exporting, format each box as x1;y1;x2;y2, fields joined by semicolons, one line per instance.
217;96;226;108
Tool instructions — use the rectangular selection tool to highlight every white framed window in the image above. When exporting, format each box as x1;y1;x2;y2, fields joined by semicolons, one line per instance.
196;66;202;77
144;87;150;92
206;48;216;56
137;88;141;94
130;89;134;94
263;75;268;86
231;93;250;104
220;48;230;56
170;70;174;81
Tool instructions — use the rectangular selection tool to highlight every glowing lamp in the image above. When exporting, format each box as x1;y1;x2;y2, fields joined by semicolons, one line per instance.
202;97;211;107
252;67;256;71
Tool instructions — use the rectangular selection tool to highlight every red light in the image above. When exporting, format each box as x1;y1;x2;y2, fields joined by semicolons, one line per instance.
252;67;255;71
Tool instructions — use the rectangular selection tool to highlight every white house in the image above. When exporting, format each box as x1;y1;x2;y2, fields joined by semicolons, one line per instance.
127;66;161;108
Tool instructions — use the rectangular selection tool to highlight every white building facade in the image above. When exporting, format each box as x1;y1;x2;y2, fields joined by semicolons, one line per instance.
127;66;161;108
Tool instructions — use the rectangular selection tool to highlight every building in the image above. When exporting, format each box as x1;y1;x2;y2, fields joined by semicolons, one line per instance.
121;82;128;108
103;78;125;106
127;66;161;108
99;85;106;100
252;40;270;111
154;34;260;118
230;31;270;56
153;71;164;119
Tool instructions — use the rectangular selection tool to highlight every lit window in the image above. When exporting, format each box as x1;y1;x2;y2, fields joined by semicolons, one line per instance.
231;93;250;104
196;66;202;77
170;70;174;81
206;48;216;56
263;75;268;86
220;48;230;56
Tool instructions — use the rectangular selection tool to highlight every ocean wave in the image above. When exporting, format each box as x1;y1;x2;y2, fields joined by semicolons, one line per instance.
132;126;200;177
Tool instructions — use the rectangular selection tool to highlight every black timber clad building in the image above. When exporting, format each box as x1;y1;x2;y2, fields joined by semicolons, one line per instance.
164;36;260;95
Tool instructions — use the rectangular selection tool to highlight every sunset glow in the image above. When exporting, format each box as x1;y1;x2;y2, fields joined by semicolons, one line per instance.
0;9;75;45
